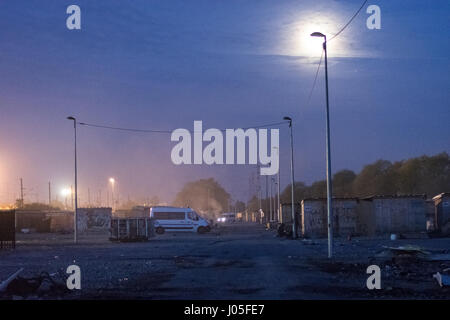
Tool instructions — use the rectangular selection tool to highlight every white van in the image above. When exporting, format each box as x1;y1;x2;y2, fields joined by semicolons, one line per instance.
217;212;236;223
150;206;210;234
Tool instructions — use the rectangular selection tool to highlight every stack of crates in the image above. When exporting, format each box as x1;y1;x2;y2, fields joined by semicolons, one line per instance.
110;217;154;242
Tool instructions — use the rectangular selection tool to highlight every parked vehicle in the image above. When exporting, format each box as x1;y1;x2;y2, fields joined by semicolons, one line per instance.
150;206;210;234
217;212;236;223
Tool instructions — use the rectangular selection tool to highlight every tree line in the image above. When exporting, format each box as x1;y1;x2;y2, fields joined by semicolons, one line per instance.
247;152;450;212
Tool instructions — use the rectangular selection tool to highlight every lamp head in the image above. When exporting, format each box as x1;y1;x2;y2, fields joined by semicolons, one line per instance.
310;32;326;38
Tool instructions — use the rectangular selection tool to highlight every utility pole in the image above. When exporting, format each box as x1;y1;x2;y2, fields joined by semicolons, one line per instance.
88;188;91;208
265;175;269;224
71;185;74;210
257;164;262;211
271;178;276;222
48;181;51;206
207;188;210;215
67;116;78;244
269;178;273;222
283;116;297;238
277;166;280;222
20;178;24;208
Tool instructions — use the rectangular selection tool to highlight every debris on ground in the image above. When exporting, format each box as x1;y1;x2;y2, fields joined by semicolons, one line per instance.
382;245;430;255
433;272;450;287
301;239;317;245
375;245;430;262
426;253;450;261
0;268;24;292
376;245;450;264
3;271;69;298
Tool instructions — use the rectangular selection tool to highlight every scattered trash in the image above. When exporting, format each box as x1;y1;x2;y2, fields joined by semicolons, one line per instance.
382;245;430;255
4;271;68;297
433;272;450;287
377;245;430;260
0;268;24;292
425;253;450;261
376;245;450;265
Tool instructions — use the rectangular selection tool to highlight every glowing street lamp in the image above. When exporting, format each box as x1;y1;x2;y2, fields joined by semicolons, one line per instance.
61;188;71;197
310;31;333;258
109;177;115;211
61;188;71;210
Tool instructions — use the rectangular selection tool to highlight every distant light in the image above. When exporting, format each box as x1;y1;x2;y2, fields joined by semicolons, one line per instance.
109;178;115;184
61;188;71;196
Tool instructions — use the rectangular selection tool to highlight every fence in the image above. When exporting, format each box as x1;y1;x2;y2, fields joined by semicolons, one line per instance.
110;217;154;242
0;210;16;249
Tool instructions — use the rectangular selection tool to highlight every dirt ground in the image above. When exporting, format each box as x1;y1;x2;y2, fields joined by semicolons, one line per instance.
0;223;449;300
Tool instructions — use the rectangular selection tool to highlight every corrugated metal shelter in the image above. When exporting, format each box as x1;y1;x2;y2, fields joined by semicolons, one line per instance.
301;198;358;238
432;192;450;234
78;207;112;228
47;207;112;233
0;210;15;248
358;195;427;235
279;203;301;225
113;206;149;218
47;211;76;233
425;199;436;231
15;210;50;232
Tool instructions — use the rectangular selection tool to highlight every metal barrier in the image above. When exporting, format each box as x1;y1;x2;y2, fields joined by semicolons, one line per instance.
110;217;154;242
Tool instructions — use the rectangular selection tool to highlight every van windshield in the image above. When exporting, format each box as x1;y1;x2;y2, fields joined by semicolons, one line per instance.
188;211;199;221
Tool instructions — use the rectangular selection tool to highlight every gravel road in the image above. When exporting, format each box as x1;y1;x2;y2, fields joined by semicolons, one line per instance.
1;223;449;299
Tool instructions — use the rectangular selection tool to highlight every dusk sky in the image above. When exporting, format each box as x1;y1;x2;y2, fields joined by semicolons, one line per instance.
0;1;449;205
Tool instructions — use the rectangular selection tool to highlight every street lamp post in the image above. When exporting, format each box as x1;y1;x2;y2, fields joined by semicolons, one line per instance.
277;165;280;222
67;116;78;244
109;178;115;212
273;146;281;222
269;177;273;222
271;177;277;222
283;116;297;238
311;32;333;258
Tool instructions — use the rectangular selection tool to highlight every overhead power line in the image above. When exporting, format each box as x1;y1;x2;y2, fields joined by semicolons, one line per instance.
306;49;324;106
328;0;369;42
78;120;289;134
78;122;172;133
305;0;369;106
